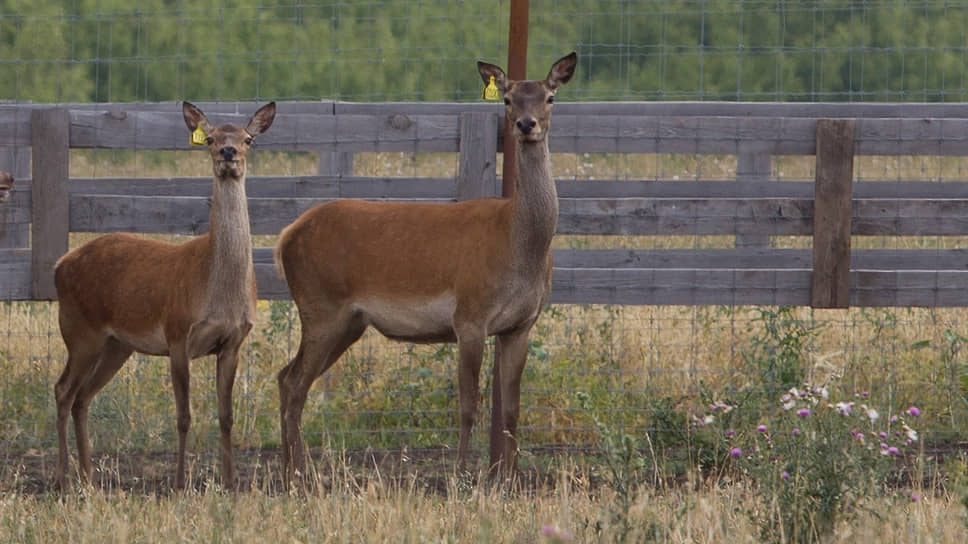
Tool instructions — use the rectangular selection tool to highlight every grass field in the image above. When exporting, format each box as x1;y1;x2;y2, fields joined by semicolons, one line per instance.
2;149;968;541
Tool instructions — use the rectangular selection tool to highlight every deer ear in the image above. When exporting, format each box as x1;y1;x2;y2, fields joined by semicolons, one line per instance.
182;101;213;133
246;102;276;137
546;52;577;90
477;61;508;93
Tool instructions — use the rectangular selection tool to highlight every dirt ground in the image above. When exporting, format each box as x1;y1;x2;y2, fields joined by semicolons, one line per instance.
3;445;587;496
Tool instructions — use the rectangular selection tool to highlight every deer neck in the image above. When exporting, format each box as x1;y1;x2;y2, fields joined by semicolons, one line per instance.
510;138;558;264
206;173;253;316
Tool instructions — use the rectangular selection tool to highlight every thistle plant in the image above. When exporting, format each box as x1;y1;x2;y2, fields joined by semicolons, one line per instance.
694;381;922;542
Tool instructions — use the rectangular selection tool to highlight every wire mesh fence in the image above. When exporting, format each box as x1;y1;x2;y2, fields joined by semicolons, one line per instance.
5;1;968;103
2;1;968;488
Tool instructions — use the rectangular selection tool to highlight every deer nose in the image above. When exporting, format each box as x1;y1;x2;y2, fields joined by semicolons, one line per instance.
220;146;237;161
516;118;537;134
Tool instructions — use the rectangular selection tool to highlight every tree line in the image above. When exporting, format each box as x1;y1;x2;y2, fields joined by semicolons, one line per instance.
1;1;966;103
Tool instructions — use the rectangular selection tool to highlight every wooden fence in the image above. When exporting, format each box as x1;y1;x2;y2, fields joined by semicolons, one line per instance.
1;101;968;308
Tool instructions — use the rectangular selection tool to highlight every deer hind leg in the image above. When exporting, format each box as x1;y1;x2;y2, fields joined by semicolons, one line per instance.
168;343;192;490
214;322;252;490
278;310;365;487
54;334;103;489
454;324;486;472
71;337;133;486
491;324;535;480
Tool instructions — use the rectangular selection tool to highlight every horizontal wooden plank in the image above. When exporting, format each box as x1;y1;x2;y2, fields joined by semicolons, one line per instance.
556;180;968;199
57;176;968;201
69;110;462;152
0;108;33;146
550;267;813;305
548;268;968;307
69;195;452;235
46;107;968;156
0;249;32;299
551;248;968;271
68;176;458;200
69;193;968;237
557;197;814;236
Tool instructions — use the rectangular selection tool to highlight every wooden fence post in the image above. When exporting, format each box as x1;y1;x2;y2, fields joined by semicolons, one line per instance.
811;119;855;309
31;108;70;300
457;112;499;200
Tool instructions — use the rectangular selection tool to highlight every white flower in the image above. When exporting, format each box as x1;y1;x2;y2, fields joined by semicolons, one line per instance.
865;406;879;423
703;415;715;425
835;401;853;416
904;424;918;442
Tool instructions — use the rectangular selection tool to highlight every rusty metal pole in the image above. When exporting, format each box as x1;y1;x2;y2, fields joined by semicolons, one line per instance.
502;0;529;198
491;0;529;474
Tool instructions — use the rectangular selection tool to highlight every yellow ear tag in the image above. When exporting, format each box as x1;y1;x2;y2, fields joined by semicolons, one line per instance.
190;126;207;146
483;76;500;101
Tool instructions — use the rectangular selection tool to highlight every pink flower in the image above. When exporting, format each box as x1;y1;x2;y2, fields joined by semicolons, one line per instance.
757;424;768;433
541;525;572;541
910;492;919;502
797;408;811;418
888;446;900;456
791;428;801;436
724;428;736;438
906;406;921;418
781;470;790;480
730;448;742;458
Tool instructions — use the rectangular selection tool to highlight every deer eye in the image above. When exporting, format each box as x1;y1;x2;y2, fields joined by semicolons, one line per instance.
205;136;214;145
504;97;511;106
547;95;555;104
244;137;253;145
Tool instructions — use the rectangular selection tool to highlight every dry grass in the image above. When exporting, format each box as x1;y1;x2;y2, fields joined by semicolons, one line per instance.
1;462;964;543
2;149;967;538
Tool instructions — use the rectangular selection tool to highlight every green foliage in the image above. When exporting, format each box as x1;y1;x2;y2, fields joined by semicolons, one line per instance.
576;391;661;543
742;306;818;401
702;385;923;543
2;1;968;102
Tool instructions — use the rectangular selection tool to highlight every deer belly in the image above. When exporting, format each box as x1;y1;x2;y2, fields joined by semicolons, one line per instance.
108;325;170;356
356;294;456;342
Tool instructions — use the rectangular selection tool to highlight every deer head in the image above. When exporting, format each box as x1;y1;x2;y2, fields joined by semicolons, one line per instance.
477;52;577;143
182;101;277;180
0;171;12;202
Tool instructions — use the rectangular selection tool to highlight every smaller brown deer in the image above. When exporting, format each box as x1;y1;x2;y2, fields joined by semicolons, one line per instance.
0;170;13;202
53;102;275;490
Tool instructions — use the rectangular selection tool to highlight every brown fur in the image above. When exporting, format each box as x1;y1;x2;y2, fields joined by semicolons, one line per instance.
275;53;577;484
0;170;13;202
53;101;276;490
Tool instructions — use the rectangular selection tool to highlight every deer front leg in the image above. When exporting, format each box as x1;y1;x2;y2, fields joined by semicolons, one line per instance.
215;323;250;490
455;326;486;472
493;324;534;479
169;343;192;490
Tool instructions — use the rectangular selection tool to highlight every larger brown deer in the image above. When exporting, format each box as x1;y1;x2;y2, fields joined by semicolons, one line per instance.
54;101;276;490
275;53;576;482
